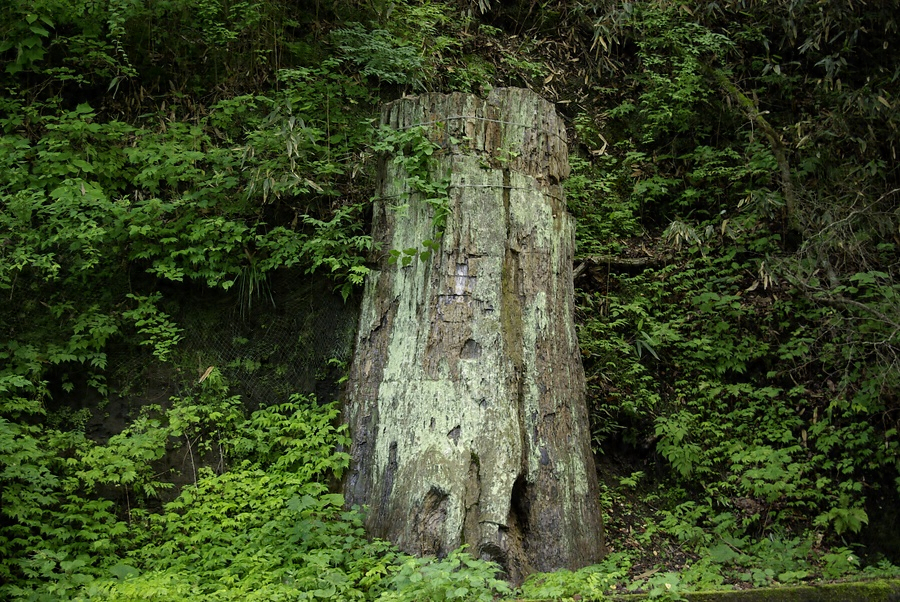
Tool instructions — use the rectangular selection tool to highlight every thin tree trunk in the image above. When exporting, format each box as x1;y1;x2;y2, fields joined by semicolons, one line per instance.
343;88;605;583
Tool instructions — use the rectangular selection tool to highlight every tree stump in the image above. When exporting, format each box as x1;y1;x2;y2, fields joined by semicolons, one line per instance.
343;88;605;582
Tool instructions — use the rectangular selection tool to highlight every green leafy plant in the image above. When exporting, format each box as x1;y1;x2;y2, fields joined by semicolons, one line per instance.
377;547;511;602
332;23;426;87
519;552;631;600
122;294;183;362
372;124;451;264
629;571;687;601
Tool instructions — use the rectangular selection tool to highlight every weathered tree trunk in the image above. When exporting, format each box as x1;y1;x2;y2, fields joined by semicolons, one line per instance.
343;88;605;583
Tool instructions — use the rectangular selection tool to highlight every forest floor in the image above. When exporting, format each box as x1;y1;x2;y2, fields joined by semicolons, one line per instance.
597;450;703;588
594;448;900;596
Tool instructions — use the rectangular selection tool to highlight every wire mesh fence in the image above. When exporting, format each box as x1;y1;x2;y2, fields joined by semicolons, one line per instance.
177;269;360;407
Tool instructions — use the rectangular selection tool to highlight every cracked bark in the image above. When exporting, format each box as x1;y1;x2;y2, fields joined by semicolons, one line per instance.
343;89;605;583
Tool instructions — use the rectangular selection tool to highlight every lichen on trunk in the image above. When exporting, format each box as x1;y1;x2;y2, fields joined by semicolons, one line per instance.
343;88;605;583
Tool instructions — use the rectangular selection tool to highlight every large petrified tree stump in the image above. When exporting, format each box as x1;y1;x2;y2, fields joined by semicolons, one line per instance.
343;88;605;582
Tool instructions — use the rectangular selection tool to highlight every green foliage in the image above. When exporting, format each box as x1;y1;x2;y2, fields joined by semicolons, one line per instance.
90;470;391;601
332;23;427;87
0;420;136;600
577;282;662;445
377;548;512;602
121;294;183;362
628;571;687;601
0;5;476;597
229;395;350;478
816;497;870;537
631;11;733;142
330;0;466;93
371;123;451;264
565;482;900;595
0;0;136;84
1;378;398;601
567;154;641;256
0;51;381;428
1;330;512;602
572;1;900;565
76;411;174;498
3;0;900;597
446;53;495;94
519;553;631;600
581;246;891;538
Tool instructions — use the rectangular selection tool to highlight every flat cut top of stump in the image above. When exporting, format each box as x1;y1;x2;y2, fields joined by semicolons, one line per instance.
380;88;570;185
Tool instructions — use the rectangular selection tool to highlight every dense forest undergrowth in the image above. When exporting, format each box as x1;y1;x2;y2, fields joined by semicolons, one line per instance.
2;0;900;599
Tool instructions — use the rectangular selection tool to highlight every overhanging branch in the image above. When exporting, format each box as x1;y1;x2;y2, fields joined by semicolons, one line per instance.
704;65;801;233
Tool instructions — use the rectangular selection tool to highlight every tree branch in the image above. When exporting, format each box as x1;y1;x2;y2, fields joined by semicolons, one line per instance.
704;65;801;233
783;270;900;332
574;255;664;279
